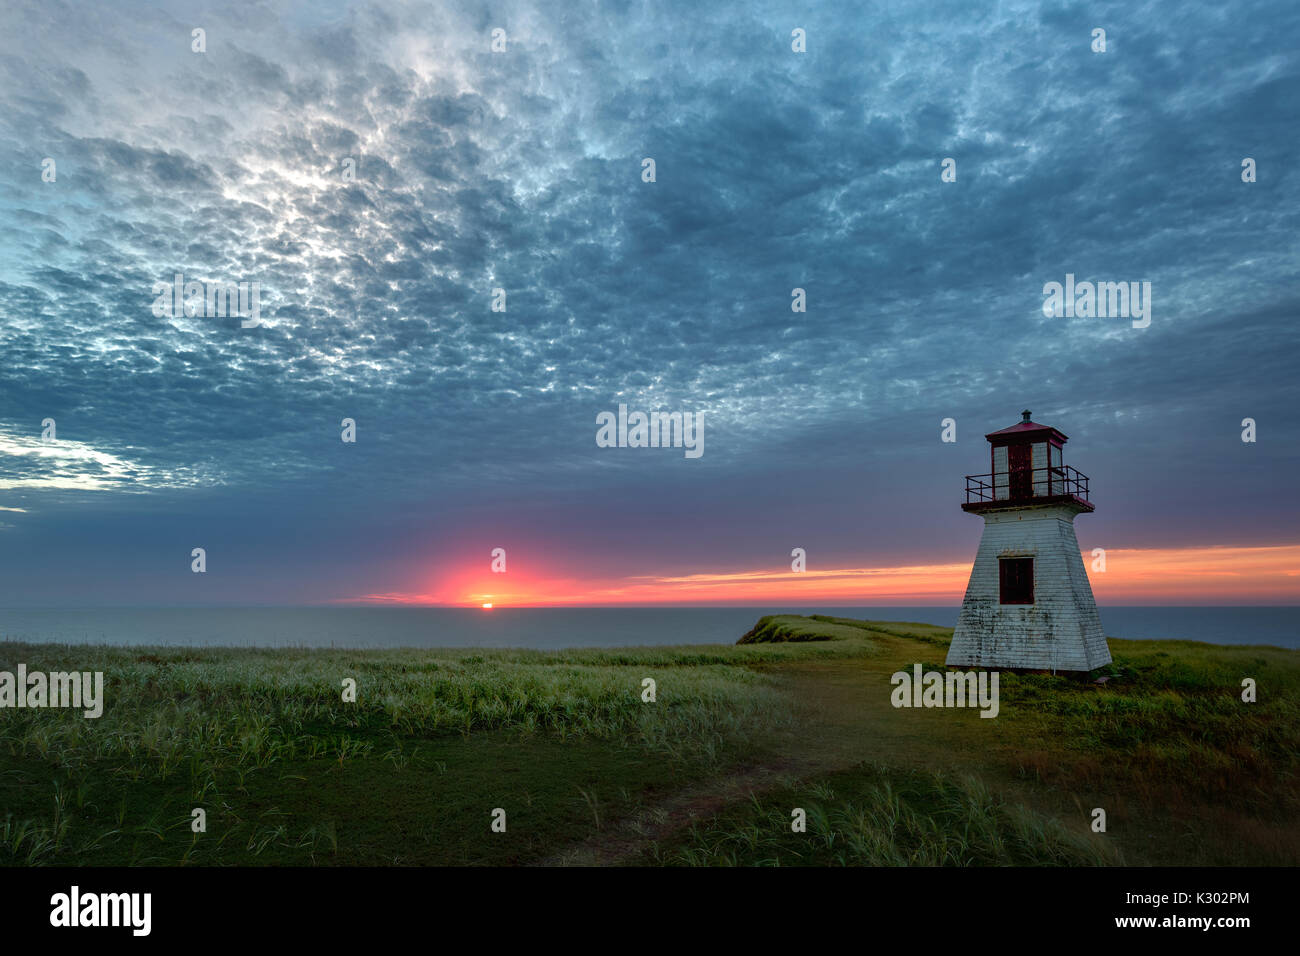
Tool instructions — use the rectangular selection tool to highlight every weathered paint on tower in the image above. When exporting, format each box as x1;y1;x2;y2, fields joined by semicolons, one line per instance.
946;412;1111;673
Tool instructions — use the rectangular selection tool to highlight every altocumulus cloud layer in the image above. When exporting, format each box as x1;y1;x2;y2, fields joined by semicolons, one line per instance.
0;0;1296;604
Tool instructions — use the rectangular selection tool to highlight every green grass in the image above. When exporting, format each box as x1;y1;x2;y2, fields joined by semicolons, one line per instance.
991;640;1300;863
1;617;1296;866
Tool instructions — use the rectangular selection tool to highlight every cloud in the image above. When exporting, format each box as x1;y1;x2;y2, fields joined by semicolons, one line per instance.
0;0;1296;602
0;430;191;491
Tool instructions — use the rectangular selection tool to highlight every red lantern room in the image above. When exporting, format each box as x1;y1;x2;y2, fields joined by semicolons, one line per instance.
962;409;1092;513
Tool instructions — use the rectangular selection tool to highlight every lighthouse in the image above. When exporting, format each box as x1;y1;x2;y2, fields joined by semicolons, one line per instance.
946;411;1111;673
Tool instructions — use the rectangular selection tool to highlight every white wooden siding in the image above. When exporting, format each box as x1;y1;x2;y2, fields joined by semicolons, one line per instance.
946;503;1111;672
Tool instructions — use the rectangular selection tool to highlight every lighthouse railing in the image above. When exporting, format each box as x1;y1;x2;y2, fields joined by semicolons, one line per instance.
965;466;1089;504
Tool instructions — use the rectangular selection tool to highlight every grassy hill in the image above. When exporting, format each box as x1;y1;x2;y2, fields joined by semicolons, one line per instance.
1;616;1295;866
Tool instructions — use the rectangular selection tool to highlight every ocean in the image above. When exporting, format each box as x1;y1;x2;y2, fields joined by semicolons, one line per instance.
0;606;1296;649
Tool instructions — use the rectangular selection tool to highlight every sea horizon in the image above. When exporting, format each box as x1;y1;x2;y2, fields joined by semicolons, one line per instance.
2;605;1296;650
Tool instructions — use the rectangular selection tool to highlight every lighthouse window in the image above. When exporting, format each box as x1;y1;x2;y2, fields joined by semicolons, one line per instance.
999;557;1035;604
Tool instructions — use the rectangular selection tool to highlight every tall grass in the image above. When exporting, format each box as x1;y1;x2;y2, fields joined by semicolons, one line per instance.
0;640;837;778
648;762;1118;866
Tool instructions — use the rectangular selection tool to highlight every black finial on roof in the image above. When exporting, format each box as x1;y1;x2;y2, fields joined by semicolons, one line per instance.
1021;409;1032;422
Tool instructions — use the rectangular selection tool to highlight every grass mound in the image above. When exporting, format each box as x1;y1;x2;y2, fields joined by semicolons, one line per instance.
737;615;872;644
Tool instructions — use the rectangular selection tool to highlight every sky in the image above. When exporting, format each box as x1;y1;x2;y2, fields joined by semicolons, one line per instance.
0;0;1297;607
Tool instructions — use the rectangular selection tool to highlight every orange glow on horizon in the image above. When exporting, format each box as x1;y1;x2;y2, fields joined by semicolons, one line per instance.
341;544;1300;607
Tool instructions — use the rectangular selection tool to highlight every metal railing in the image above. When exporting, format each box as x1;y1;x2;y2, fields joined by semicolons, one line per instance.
964;465;1090;505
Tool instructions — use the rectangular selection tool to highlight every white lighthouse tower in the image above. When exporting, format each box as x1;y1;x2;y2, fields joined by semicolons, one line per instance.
946;411;1111;673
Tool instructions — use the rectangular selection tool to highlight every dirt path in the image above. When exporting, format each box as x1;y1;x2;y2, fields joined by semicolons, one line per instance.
536;633;1037;866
